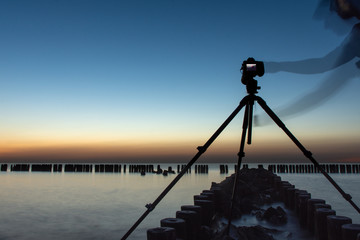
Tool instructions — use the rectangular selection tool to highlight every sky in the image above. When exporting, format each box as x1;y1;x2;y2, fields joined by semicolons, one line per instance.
0;0;359;163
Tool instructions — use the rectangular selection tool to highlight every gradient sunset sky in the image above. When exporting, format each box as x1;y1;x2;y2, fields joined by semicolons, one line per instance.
1;0;359;163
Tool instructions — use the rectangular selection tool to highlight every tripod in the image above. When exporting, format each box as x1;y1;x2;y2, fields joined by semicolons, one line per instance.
121;61;360;240
225;77;360;234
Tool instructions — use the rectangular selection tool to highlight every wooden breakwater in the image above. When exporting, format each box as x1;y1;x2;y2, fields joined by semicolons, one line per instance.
147;167;360;240
0;163;229;174
2;163;360;174
267;163;360;174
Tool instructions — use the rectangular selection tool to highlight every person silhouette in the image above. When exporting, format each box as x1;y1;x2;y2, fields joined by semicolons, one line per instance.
256;0;360;125
266;23;360;74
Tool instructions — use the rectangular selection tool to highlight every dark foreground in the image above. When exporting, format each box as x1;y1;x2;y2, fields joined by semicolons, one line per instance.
147;167;360;240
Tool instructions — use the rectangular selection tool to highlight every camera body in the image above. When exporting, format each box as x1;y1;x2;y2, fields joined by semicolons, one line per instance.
241;58;264;82
241;58;265;94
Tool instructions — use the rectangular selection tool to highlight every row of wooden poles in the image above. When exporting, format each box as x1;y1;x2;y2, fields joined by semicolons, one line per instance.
0;163;229;174
146;171;360;240
3;163;360;174
268;164;360;174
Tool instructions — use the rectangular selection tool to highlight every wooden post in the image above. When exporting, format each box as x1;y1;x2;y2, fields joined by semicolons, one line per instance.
160;218;187;240
147;227;176;240
194;200;214;226
307;199;326;233
327;215;352;240
298;194;311;227
285;187;296;209
176;210;201;240
181;205;202;222
294;190;309;215
314;208;336;240
342;224;360;240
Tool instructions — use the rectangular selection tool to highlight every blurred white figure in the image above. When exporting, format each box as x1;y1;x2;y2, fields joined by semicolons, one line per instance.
256;0;360;125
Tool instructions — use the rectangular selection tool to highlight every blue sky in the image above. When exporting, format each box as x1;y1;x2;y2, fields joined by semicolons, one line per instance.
0;0;359;163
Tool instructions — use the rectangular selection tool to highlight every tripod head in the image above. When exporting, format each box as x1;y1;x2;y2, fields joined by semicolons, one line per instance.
241;57;264;94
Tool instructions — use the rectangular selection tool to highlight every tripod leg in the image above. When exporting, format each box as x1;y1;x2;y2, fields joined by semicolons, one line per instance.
227;103;250;235
255;96;360;214
120;96;249;240
247;97;254;144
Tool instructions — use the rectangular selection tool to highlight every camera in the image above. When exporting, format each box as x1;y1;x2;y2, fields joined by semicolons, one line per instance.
241;58;264;80
241;58;264;93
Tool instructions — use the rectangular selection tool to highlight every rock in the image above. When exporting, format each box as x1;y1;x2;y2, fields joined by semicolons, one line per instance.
263;206;287;225
210;223;290;240
199;225;213;240
209;168;292;239
237;225;275;240
253;206;287;225
216;168;278;218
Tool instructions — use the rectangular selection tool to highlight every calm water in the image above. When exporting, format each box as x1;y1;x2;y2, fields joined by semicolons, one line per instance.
0;163;359;240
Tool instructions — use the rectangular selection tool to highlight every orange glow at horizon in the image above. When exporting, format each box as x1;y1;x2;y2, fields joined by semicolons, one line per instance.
1;132;359;163
1;115;359;163
0;136;202;162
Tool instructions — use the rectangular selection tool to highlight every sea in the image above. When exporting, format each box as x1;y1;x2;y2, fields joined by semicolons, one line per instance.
0;163;359;240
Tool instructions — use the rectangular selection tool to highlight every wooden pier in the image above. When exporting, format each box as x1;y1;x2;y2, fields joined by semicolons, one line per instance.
147;166;360;240
1;163;360;174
